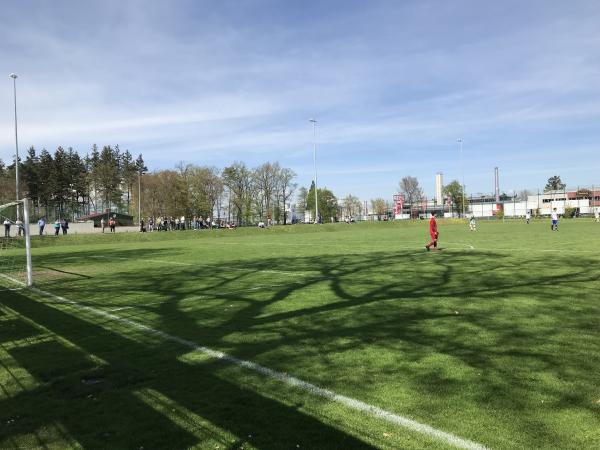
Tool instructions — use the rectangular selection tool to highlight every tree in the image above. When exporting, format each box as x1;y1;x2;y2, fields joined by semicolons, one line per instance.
371;198;387;219
296;186;308;220
545;175;566;192
183;165;223;218
305;182;318;222
444;180;467;216
65;147;88;217
93;145;123;211
342;195;362;218
306;182;338;222
120;150;138;214
22;147;40;204
253;162;280;222
51;146;72;216
222;162;252;226
278;167;297;224
37;149;54;210
398;176;424;217
517;190;532;201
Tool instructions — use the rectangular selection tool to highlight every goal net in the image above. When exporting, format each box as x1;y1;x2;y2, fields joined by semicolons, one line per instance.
0;199;33;289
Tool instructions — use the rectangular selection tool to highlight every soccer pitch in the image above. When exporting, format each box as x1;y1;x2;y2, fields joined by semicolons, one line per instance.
1;220;599;449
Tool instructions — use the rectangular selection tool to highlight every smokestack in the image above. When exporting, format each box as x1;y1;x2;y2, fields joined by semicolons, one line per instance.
494;167;500;202
435;173;444;206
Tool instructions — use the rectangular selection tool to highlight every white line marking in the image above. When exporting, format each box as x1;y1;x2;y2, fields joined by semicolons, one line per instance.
444;242;475;250
5;277;488;450
108;301;165;312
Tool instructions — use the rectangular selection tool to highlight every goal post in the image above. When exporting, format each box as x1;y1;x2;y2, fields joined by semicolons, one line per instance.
0;198;33;287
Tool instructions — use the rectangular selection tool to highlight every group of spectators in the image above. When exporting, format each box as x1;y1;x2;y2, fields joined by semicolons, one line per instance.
2;217;69;237
3;218;24;237
139;216;237;232
38;218;69;236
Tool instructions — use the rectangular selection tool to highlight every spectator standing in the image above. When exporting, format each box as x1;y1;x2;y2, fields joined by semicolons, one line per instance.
61;218;69;235
100;217;105;233
53;219;61;236
15;219;24;236
109;217;116;233
38;217;46;236
3;218;11;237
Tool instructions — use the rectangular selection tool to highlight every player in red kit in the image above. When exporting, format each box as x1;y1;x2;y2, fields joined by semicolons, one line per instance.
425;213;438;251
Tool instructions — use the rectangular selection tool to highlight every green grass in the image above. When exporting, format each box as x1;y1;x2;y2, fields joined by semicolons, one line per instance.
1;219;599;449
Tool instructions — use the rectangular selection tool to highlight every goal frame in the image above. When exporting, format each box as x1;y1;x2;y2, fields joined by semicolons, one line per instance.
0;198;33;287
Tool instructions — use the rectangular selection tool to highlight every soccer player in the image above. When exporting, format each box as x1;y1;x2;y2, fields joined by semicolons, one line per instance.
425;213;438;251
551;207;559;231
525;211;531;224
469;215;477;231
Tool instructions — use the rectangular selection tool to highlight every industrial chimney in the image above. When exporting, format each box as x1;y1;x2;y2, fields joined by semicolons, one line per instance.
435;173;444;206
494;167;500;202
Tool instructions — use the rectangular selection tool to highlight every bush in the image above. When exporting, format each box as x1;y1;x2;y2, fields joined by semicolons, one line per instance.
564;207;575;218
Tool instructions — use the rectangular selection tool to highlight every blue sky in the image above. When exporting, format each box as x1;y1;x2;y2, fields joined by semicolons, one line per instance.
1;0;600;200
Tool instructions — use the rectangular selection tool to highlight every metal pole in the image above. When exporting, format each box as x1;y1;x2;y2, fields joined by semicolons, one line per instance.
22;198;33;287
138;171;142;226
10;74;20;221
458;138;465;217
310;119;319;223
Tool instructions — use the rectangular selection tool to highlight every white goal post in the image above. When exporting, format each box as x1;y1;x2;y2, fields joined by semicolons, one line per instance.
0;198;33;287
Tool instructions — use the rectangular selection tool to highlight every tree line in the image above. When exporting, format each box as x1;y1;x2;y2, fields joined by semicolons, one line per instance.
0;147;326;225
135;161;301;226
0;145;146;220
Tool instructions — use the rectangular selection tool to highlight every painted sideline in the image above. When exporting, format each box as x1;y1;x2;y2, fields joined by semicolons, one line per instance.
5;276;489;450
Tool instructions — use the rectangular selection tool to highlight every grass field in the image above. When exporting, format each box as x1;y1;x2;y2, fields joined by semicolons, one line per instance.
1;219;599;449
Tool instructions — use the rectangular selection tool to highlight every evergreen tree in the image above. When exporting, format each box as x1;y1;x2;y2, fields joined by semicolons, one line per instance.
37;149;53;210
52;147;72;216
545;175;566;192
93;146;123;211
306;182;338;223
22;146;40;204
120;150;138;214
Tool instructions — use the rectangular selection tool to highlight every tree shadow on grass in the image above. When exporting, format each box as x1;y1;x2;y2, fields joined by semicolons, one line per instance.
0;292;377;449
4;245;600;448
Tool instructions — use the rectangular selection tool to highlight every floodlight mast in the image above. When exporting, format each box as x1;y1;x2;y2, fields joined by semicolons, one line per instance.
458;138;465;217
310;118;319;223
10;74;20;221
138;168;145;228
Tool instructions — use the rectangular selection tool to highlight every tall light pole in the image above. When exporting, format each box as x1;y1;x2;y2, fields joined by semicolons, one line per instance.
10;73;20;220
310;118;319;223
458;138;465;217
138;169;145;227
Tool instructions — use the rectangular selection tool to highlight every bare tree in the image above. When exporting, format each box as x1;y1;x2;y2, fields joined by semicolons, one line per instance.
278;167;297;224
253;162;280;222
342;194;362;217
222;162;253;226
296;186;308;220
371;198;387;219
398;176;424;217
184;165;223;218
